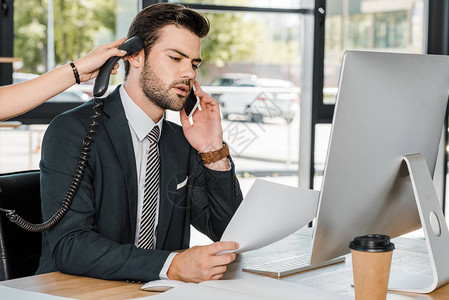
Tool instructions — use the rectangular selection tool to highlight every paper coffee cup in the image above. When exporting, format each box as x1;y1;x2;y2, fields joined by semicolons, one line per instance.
349;234;395;300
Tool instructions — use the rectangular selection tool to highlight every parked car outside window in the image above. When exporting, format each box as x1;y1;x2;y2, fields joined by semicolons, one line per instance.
215;75;299;123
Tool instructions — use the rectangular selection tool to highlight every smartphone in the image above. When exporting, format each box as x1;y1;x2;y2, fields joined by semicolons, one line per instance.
184;86;200;118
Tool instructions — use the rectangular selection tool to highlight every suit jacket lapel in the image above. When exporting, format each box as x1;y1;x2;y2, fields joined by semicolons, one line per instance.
101;87;138;239
156;120;179;249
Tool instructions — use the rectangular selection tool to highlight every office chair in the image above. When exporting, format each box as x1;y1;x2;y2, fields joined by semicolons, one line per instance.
0;170;41;281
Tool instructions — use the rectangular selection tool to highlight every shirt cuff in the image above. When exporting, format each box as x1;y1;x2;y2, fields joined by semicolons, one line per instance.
159;252;177;280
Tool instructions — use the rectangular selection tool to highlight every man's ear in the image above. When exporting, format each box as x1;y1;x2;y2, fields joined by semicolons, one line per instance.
127;49;145;69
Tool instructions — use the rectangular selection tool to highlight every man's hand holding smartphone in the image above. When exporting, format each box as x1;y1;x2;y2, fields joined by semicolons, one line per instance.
180;81;224;147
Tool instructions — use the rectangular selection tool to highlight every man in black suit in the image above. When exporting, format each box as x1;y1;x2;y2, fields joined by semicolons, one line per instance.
37;3;243;283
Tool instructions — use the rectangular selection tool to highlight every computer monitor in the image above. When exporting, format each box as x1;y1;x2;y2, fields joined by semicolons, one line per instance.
309;50;449;293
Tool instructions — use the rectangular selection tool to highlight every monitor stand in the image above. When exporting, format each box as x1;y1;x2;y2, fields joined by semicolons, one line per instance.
387;154;449;293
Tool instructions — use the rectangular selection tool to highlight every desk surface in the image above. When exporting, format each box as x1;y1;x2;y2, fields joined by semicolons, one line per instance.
2;229;449;299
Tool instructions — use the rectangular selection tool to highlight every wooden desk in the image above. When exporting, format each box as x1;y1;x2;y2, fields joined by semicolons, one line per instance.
1;229;449;299
1;272;152;299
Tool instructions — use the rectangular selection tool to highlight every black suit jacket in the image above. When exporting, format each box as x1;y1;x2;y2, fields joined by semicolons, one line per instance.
37;87;243;282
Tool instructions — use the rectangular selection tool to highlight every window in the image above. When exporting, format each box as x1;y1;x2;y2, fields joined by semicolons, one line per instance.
0;0;139;173
314;0;426;188
324;0;425;104
161;1;314;198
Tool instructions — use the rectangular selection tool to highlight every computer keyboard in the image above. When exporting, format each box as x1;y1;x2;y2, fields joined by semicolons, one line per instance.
242;254;345;278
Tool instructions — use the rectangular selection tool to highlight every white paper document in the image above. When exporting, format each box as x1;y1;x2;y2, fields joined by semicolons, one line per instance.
0;285;73;299
220;179;319;253
138;277;352;300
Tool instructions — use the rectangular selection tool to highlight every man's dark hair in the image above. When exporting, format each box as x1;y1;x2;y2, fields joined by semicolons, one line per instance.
124;3;210;78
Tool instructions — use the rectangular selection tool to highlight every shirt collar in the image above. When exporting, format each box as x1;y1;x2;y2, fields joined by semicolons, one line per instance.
119;85;163;142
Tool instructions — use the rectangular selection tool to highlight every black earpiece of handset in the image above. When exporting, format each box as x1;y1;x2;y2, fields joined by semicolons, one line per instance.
93;36;144;98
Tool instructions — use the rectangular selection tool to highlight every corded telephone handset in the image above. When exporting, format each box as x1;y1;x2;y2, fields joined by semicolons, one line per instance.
0;37;144;232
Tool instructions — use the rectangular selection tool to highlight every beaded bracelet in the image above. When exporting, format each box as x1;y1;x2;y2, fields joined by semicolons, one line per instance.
70;62;80;84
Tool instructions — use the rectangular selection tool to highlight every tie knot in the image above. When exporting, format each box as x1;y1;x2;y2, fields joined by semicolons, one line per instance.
147;126;160;143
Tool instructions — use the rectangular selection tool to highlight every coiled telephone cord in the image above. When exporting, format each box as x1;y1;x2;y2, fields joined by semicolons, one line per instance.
0;98;103;232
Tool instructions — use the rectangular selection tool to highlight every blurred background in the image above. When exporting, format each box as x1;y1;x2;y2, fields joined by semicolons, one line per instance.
1;1;446;244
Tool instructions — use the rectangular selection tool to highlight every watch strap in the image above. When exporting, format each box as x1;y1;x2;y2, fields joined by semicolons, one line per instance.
200;142;229;164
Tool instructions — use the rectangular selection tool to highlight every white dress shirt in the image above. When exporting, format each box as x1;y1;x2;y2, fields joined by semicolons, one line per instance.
119;85;176;279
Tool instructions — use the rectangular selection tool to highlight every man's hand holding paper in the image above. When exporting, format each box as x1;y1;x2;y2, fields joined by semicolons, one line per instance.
220;179;319;253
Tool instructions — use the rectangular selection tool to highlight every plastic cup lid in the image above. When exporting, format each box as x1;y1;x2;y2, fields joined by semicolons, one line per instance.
349;234;395;252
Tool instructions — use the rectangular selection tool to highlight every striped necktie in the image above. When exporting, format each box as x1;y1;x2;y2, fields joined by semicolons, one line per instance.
138;126;160;249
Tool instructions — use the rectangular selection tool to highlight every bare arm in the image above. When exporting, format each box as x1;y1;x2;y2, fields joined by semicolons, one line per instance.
0;37;127;121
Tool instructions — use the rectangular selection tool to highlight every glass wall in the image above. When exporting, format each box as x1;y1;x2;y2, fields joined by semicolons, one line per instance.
3;0;428;194
314;0;426;189
3;1;310;184
323;0;425;105
0;0;138;173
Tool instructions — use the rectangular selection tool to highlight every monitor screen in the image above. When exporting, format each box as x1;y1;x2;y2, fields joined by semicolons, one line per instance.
310;50;449;265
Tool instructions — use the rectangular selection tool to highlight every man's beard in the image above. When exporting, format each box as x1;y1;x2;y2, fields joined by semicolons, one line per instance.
139;62;190;111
